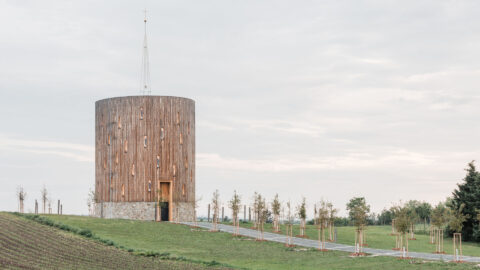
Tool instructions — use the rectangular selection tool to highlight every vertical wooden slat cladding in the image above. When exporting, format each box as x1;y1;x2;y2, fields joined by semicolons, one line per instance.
95;96;195;207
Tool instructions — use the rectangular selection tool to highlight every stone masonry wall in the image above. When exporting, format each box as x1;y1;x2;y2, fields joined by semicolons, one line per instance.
173;202;195;222
94;202;195;221
94;202;156;220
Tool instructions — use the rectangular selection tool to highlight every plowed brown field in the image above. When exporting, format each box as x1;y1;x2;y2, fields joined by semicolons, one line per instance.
0;212;215;270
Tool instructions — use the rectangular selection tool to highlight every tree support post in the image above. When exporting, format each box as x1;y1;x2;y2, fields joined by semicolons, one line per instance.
453;233;462;262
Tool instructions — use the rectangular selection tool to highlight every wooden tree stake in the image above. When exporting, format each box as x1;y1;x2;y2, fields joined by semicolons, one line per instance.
453;233;463;262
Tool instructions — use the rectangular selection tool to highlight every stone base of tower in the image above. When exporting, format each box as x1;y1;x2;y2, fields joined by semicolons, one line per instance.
172;202;195;222
93;202;195;222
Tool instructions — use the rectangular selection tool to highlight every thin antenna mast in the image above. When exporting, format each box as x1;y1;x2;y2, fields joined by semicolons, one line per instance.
140;9;151;95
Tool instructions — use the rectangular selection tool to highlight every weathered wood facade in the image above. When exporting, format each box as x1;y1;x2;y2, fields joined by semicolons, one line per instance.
95;96;195;221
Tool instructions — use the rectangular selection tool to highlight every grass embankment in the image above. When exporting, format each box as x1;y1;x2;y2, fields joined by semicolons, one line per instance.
46;214;479;270
231;222;480;257
0;212;217;270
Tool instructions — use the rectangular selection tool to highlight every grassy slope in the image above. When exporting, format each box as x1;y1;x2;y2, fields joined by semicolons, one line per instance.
47;215;479;270
0;212;214;270
231;222;480;257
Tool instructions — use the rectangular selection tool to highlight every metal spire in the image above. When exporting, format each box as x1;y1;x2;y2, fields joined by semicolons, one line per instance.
140;9;151;95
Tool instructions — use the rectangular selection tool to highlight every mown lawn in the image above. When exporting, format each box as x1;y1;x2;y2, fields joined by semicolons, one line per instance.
46;215;480;270
230;222;480;257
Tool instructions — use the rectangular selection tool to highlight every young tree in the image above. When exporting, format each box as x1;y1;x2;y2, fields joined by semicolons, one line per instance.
17;186;27;213
452;161;480;241
431;202;451;253
229;190;241;235
347;197;370;220
450;203;469;262
211;190;220;232
317;200;329;251
327;202;338;241
87;188;95;216
391;204;413;258
284;201;294;247
41;185;48;214
271;194;281;232
405;202;419;240
346;197;370;255
297;197;307;237
251;192;259;229
255;194;267;241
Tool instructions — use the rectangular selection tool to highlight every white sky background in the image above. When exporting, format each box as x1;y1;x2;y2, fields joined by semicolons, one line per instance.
1;0;479;218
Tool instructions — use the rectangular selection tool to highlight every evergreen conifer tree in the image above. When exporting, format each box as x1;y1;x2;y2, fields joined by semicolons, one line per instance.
452;161;480;241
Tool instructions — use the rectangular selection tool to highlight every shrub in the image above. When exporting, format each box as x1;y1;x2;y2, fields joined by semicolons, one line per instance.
79;229;93;238
206;260;220;266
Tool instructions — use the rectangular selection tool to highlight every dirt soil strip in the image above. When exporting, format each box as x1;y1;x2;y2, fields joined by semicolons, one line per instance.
181;222;480;263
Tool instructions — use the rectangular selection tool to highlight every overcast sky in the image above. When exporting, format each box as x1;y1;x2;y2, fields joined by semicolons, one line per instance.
1;0;479;218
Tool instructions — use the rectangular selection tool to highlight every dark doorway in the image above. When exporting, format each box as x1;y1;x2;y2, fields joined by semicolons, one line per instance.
158;182;170;221
161;202;169;221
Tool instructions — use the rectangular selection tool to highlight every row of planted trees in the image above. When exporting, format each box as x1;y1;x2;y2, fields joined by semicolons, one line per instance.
16;185;63;215
388;201;468;261
205;189;472;261
208;190;341;251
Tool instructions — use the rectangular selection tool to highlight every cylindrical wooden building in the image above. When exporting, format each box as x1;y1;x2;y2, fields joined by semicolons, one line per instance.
94;96;195;221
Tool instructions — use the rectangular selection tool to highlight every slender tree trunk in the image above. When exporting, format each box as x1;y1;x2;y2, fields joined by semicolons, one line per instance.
321;227;325;250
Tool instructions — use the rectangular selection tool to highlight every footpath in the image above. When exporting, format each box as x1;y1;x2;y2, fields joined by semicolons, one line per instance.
181;222;480;263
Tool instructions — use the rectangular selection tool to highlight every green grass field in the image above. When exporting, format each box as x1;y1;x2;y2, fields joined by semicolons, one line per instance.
44;214;480;270
231;222;480;257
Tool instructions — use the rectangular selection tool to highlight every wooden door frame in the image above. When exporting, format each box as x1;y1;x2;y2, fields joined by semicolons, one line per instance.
157;180;173;221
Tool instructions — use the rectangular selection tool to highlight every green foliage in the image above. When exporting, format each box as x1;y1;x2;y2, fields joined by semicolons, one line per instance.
417;202;433;220
271;194;281;216
346;197;370;229
234;219;480;259
449;204;470;233
328;202;338;226
333;217;350;226
317;200;329;228
297;197;307;220
431;202;451;228
405;200;432;224
452;161;480;241
377;208;393;225
391;203;415;234
255;193;268;224
79;228;93;237
228;190;241;219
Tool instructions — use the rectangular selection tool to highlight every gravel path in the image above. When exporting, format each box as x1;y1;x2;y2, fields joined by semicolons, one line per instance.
181;222;480;263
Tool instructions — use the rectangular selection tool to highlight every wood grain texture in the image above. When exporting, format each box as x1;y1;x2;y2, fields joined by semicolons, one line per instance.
95;96;195;206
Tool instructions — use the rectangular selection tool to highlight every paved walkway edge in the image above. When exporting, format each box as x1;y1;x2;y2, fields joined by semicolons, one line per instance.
180;222;480;263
